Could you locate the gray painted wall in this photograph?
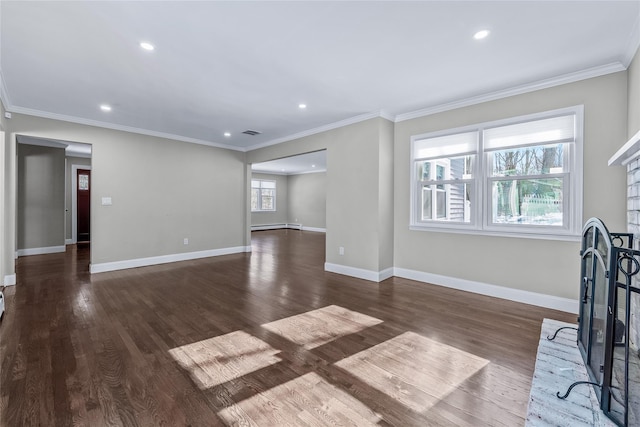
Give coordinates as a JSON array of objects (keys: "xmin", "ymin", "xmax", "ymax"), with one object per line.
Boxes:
[
  {"xmin": 378, "ymin": 119, "xmax": 394, "ymax": 270},
  {"xmin": 287, "ymin": 172, "xmax": 326, "ymax": 228},
  {"xmin": 393, "ymin": 71, "xmax": 628, "ymax": 300},
  {"xmin": 629, "ymin": 47, "xmax": 640, "ymax": 139},
  {"xmin": 0, "ymin": 49, "xmax": 636, "ymax": 299},
  {"xmin": 251, "ymin": 173, "xmax": 288, "ymax": 225},
  {"xmin": 17, "ymin": 144, "xmax": 66, "ymax": 250},
  {"xmin": 65, "ymin": 156, "xmax": 92, "ymax": 241},
  {"xmin": 0, "ymin": 107, "xmax": 7, "ymax": 283},
  {"xmin": 5, "ymin": 113, "xmax": 248, "ymax": 267},
  {"xmin": 248, "ymin": 118, "xmax": 393, "ymax": 273}
]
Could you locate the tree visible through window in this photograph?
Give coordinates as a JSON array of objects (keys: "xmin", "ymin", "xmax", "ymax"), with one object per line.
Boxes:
[
  {"xmin": 410, "ymin": 106, "xmax": 583, "ymax": 238},
  {"xmin": 251, "ymin": 179, "xmax": 276, "ymax": 212},
  {"xmin": 491, "ymin": 144, "xmax": 564, "ymax": 225}
]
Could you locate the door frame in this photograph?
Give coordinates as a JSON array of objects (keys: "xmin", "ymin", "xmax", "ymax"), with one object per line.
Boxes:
[{"xmin": 71, "ymin": 164, "xmax": 91, "ymax": 244}]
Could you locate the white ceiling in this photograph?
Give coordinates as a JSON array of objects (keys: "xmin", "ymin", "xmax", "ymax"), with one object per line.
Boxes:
[
  {"xmin": 252, "ymin": 150, "xmax": 327, "ymax": 175},
  {"xmin": 1, "ymin": 1, "xmax": 639, "ymax": 152}
]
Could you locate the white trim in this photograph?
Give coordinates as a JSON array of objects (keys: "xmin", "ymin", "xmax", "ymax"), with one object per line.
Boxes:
[
  {"xmin": 622, "ymin": 14, "xmax": 640, "ymax": 67},
  {"xmin": 301, "ymin": 226, "xmax": 326, "ymax": 233},
  {"xmin": 410, "ymin": 105, "xmax": 584, "ymax": 238},
  {"xmin": 90, "ymin": 245, "xmax": 252, "ymax": 274},
  {"xmin": 379, "ymin": 110, "xmax": 395, "ymax": 122},
  {"xmin": 65, "ymin": 239, "xmax": 74, "ymax": 245},
  {"xmin": 393, "ymin": 267, "xmax": 578, "ymax": 313},
  {"xmin": 251, "ymin": 224, "xmax": 288, "ymax": 231},
  {"xmin": 396, "ymin": 63, "xmax": 625, "ymax": 123},
  {"xmin": 608, "ymin": 129, "xmax": 640, "ymax": 166},
  {"xmin": 4, "ymin": 274, "xmax": 16, "ymax": 286},
  {"xmin": 71, "ymin": 164, "xmax": 91, "ymax": 244},
  {"xmin": 324, "ymin": 262, "xmax": 393, "ymax": 283},
  {"xmin": 408, "ymin": 224, "xmax": 581, "ymax": 242},
  {"xmin": 17, "ymin": 245, "xmax": 66, "ymax": 257},
  {"xmin": 251, "ymin": 223, "xmax": 303, "ymax": 231},
  {"xmin": 4, "ymin": 60, "xmax": 628, "ymax": 157},
  {"xmin": 379, "ymin": 267, "xmax": 394, "ymax": 281},
  {"xmin": 0, "ymin": 66, "xmax": 11, "ymax": 111},
  {"xmin": 7, "ymin": 105, "xmax": 245, "ymax": 152},
  {"xmin": 247, "ymin": 112, "xmax": 383, "ymax": 151}
]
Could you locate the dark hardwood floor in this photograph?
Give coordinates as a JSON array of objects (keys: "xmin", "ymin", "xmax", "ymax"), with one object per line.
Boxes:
[{"xmin": 0, "ymin": 230, "xmax": 574, "ymax": 426}]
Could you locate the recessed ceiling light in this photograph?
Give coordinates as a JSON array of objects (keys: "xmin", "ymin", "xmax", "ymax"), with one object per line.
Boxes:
[
  {"xmin": 100, "ymin": 104, "xmax": 111, "ymax": 112},
  {"xmin": 140, "ymin": 41, "xmax": 155, "ymax": 51},
  {"xmin": 281, "ymin": 169, "xmax": 285, "ymax": 172},
  {"xmin": 298, "ymin": 103, "xmax": 307, "ymax": 109},
  {"xmin": 312, "ymin": 164, "xmax": 316, "ymax": 168},
  {"xmin": 473, "ymin": 30, "xmax": 490, "ymax": 40},
  {"xmin": 224, "ymin": 132, "xmax": 231, "ymax": 137}
]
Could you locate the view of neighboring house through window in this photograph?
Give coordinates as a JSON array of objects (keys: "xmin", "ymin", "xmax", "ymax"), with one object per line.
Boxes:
[
  {"xmin": 251, "ymin": 179, "xmax": 276, "ymax": 211},
  {"xmin": 410, "ymin": 106, "xmax": 583, "ymax": 239}
]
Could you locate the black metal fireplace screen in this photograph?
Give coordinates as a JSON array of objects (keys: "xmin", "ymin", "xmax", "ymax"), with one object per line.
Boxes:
[{"xmin": 554, "ymin": 218, "xmax": 639, "ymax": 426}]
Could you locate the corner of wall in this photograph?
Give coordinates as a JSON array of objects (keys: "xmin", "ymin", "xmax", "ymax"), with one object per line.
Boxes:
[{"xmin": 628, "ymin": 46, "xmax": 640, "ymax": 139}]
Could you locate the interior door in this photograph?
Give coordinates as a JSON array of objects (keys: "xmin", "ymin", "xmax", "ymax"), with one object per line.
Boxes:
[{"xmin": 77, "ymin": 169, "xmax": 90, "ymax": 242}]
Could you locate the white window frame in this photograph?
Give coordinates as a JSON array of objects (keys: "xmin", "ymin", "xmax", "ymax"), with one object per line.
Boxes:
[
  {"xmin": 251, "ymin": 179, "xmax": 277, "ymax": 212},
  {"xmin": 419, "ymin": 159, "xmax": 452, "ymax": 221},
  {"xmin": 410, "ymin": 105, "xmax": 583, "ymax": 241}
]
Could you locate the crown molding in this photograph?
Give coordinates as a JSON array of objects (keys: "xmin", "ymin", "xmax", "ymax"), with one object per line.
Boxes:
[
  {"xmin": 395, "ymin": 62, "xmax": 627, "ymax": 123},
  {"xmin": 622, "ymin": 14, "xmax": 640, "ymax": 67},
  {"xmin": 7, "ymin": 105, "xmax": 245, "ymax": 152},
  {"xmin": 0, "ymin": 66, "xmax": 12, "ymax": 111},
  {"xmin": 246, "ymin": 111, "xmax": 384, "ymax": 152},
  {"xmin": 378, "ymin": 109, "xmax": 395, "ymax": 122}
]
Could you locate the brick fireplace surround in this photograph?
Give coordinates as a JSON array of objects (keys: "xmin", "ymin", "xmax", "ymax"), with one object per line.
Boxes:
[{"xmin": 609, "ymin": 129, "xmax": 640, "ymax": 356}]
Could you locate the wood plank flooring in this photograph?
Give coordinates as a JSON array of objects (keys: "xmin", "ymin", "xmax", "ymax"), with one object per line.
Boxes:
[{"xmin": 0, "ymin": 230, "xmax": 575, "ymax": 426}]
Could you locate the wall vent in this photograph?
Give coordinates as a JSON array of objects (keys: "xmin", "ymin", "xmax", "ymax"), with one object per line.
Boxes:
[{"xmin": 242, "ymin": 130, "xmax": 262, "ymax": 136}]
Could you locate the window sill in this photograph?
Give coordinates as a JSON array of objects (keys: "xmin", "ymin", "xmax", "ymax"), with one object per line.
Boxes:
[{"xmin": 409, "ymin": 224, "xmax": 581, "ymax": 242}]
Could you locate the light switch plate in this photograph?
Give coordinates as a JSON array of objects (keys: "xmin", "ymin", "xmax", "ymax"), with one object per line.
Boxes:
[{"xmin": 101, "ymin": 197, "xmax": 112, "ymax": 206}]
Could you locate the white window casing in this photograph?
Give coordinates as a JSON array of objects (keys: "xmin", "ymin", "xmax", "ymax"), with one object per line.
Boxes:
[
  {"xmin": 251, "ymin": 179, "xmax": 277, "ymax": 212},
  {"xmin": 410, "ymin": 105, "xmax": 583, "ymax": 241}
]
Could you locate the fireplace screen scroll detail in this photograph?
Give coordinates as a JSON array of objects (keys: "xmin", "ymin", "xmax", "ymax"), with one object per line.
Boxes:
[{"xmin": 572, "ymin": 218, "xmax": 639, "ymax": 426}]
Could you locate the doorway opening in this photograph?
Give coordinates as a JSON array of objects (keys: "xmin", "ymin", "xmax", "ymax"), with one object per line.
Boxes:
[
  {"xmin": 15, "ymin": 135, "xmax": 92, "ymax": 261},
  {"xmin": 250, "ymin": 150, "xmax": 327, "ymax": 233},
  {"xmin": 249, "ymin": 150, "xmax": 327, "ymax": 262}
]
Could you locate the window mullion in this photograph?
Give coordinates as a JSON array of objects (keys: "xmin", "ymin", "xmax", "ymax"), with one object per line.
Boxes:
[{"xmin": 478, "ymin": 130, "xmax": 487, "ymax": 230}]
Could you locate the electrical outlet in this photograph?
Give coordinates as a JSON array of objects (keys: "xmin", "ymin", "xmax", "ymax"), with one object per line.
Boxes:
[
  {"xmin": 339, "ymin": 246, "xmax": 344, "ymax": 255},
  {"xmin": 183, "ymin": 238, "xmax": 189, "ymax": 245}
]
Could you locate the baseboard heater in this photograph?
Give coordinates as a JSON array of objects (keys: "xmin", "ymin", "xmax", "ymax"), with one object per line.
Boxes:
[{"xmin": 251, "ymin": 223, "xmax": 302, "ymax": 231}]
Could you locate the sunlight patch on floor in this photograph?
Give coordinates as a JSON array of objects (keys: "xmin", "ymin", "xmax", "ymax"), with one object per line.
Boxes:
[
  {"xmin": 334, "ymin": 331, "xmax": 489, "ymax": 413},
  {"xmin": 169, "ymin": 330, "xmax": 281, "ymax": 389},
  {"xmin": 217, "ymin": 372, "xmax": 381, "ymax": 426},
  {"xmin": 261, "ymin": 305, "xmax": 383, "ymax": 349}
]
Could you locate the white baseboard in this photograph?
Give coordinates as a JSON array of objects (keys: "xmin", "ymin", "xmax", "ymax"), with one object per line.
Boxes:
[
  {"xmin": 252, "ymin": 224, "xmax": 288, "ymax": 231},
  {"xmin": 4, "ymin": 274, "xmax": 16, "ymax": 286},
  {"xmin": 17, "ymin": 245, "xmax": 66, "ymax": 257},
  {"xmin": 324, "ymin": 263, "xmax": 394, "ymax": 283},
  {"xmin": 90, "ymin": 245, "xmax": 252, "ymax": 274},
  {"xmin": 251, "ymin": 223, "xmax": 306, "ymax": 231},
  {"xmin": 65, "ymin": 239, "xmax": 74, "ymax": 245},
  {"xmin": 393, "ymin": 267, "xmax": 578, "ymax": 314},
  {"xmin": 302, "ymin": 226, "xmax": 326, "ymax": 233}
]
